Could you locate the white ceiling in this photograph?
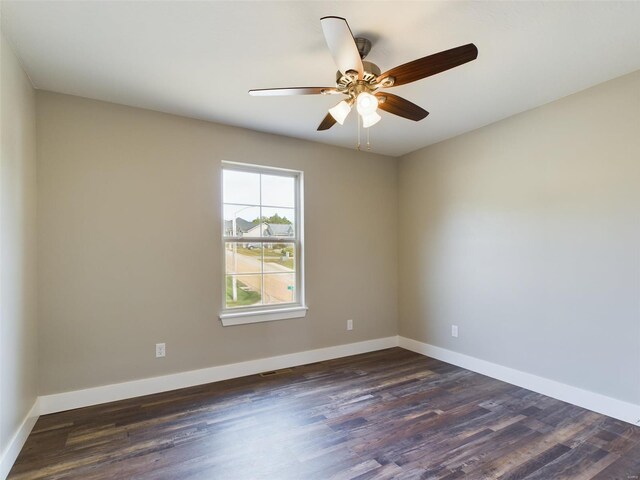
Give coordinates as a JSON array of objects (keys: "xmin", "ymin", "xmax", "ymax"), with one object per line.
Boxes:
[{"xmin": 2, "ymin": 1, "xmax": 640, "ymax": 157}]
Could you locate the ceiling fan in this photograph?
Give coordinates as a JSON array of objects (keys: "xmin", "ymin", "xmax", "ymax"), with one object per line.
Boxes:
[{"xmin": 249, "ymin": 16, "xmax": 478, "ymax": 131}]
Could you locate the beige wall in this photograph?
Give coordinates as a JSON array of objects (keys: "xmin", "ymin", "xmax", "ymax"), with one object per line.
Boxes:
[
  {"xmin": 36, "ymin": 91, "xmax": 398, "ymax": 395},
  {"xmin": 31, "ymin": 61, "xmax": 640, "ymax": 408},
  {"xmin": 0, "ymin": 32, "xmax": 38, "ymax": 457},
  {"xmin": 398, "ymin": 70, "xmax": 640, "ymax": 404}
]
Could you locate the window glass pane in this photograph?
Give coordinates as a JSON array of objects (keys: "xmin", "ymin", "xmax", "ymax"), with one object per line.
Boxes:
[
  {"xmin": 223, "ymin": 170, "xmax": 260, "ymax": 205},
  {"xmin": 261, "ymin": 174, "xmax": 295, "ymax": 208},
  {"xmin": 223, "ymin": 205, "xmax": 261, "ymax": 237},
  {"xmin": 263, "ymin": 243, "xmax": 295, "ymax": 273},
  {"xmin": 260, "ymin": 207, "xmax": 295, "ymax": 238},
  {"xmin": 225, "ymin": 242, "xmax": 262, "ymax": 275},
  {"xmin": 226, "ymin": 275, "xmax": 262, "ymax": 308},
  {"xmin": 222, "ymin": 165, "xmax": 301, "ymax": 313},
  {"xmin": 263, "ymin": 273, "xmax": 296, "ymax": 305}
]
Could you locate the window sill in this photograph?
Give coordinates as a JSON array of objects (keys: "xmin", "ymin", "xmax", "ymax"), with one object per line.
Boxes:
[{"xmin": 219, "ymin": 306, "xmax": 308, "ymax": 326}]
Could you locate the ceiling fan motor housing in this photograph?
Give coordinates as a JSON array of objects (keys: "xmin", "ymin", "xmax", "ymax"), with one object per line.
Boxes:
[{"xmin": 336, "ymin": 61, "xmax": 381, "ymax": 88}]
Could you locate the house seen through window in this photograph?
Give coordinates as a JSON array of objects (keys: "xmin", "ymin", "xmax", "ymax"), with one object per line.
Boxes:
[{"xmin": 222, "ymin": 163, "xmax": 304, "ymax": 319}]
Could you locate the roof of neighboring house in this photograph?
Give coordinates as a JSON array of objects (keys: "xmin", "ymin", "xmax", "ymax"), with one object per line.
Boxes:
[
  {"xmin": 224, "ymin": 219, "xmax": 293, "ymax": 237},
  {"xmin": 266, "ymin": 223, "xmax": 294, "ymax": 237},
  {"xmin": 245, "ymin": 223, "xmax": 266, "ymax": 235},
  {"xmin": 224, "ymin": 217, "xmax": 255, "ymax": 234}
]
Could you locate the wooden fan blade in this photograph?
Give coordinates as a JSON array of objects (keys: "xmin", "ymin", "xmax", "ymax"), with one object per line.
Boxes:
[
  {"xmin": 320, "ymin": 16, "xmax": 364, "ymax": 79},
  {"xmin": 376, "ymin": 93, "xmax": 429, "ymax": 121},
  {"xmin": 377, "ymin": 43, "xmax": 478, "ymax": 87},
  {"xmin": 317, "ymin": 112, "xmax": 337, "ymax": 131},
  {"xmin": 249, "ymin": 87, "xmax": 340, "ymax": 96}
]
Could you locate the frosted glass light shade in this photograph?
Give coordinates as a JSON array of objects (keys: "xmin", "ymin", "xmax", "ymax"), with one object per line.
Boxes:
[
  {"xmin": 356, "ymin": 92, "xmax": 378, "ymax": 116},
  {"xmin": 328, "ymin": 100, "xmax": 352, "ymax": 125},
  {"xmin": 361, "ymin": 111, "xmax": 381, "ymax": 128}
]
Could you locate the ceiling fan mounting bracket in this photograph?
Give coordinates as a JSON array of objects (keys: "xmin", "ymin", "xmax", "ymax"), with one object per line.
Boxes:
[{"xmin": 354, "ymin": 37, "xmax": 372, "ymax": 59}]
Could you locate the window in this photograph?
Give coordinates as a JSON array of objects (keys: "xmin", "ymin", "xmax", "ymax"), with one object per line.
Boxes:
[{"xmin": 219, "ymin": 162, "xmax": 306, "ymax": 326}]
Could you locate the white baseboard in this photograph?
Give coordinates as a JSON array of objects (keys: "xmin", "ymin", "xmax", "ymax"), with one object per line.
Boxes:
[
  {"xmin": 0, "ymin": 399, "xmax": 40, "ymax": 480},
  {"xmin": 5, "ymin": 335, "xmax": 638, "ymax": 479},
  {"xmin": 39, "ymin": 336, "xmax": 399, "ymax": 415},
  {"xmin": 38, "ymin": 336, "xmax": 640, "ymax": 425},
  {"xmin": 398, "ymin": 336, "xmax": 640, "ymax": 426}
]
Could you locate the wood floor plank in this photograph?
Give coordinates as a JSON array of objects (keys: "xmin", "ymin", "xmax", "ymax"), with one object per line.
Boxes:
[{"xmin": 9, "ymin": 348, "xmax": 640, "ymax": 479}]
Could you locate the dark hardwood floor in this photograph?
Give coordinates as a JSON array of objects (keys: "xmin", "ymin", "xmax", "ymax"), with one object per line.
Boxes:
[{"xmin": 9, "ymin": 348, "xmax": 640, "ymax": 479}]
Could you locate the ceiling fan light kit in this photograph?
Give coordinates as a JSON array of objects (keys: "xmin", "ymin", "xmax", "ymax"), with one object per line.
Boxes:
[
  {"xmin": 361, "ymin": 111, "xmax": 381, "ymax": 129},
  {"xmin": 249, "ymin": 16, "xmax": 478, "ymax": 148},
  {"xmin": 356, "ymin": 91, "xmax": 378, "ymax": 116},
  {"xmin": 328, "ymin": 99, "xmax": 353, "ymax": 125}
]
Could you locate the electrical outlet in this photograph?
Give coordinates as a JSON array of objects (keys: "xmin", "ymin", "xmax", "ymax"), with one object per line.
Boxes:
[
  {"xmin": 347, "ymin": 319, "xmax": 353, "ymax": 331},
  {"xmin": 155, "ymin": 343, "xmax": 166, "ymax": 358},
  {"xmin": 451, "ymin": 325, "xmax": 459, "ymax": 338}
]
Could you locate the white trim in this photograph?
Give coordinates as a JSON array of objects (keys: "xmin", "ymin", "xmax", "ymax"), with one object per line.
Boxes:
[
  {"xmin": 38, "ymin": 336, "xmax": 399, "ymax": 415},
  {"xmin": 6, "ymin": 335, "xmax": 637, "ymax": 478},
  {"xmin": 0, "ymin": 399, "xmax": 39, "ymax": 480},
  {"xmin": 398, "ymin": 336, "xmax": 640, "ymax": 426},
  {"xmin": 221, "ymin": 161, "xmax": 301, "ymax": 177},
  {"xmin": 220, "ymin": 306, "xmax": 308, "ymax": 326},
  {"xmin": 220, "ymin": 161, "xmax": 305, "ymax": 320}
]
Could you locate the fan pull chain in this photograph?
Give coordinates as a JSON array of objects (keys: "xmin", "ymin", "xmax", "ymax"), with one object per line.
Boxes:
[
  {"xmin": 356, "ymin": 114, "xmax": 361, "ymax": 151},
  {"xmin": 366, "ymin": 127, "xmax": 371, "ymax": 151}
]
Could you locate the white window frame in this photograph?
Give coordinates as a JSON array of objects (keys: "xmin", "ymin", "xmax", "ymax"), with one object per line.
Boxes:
[{"xmin": 219, "ymin": 161, "xmax": 306, "ymax": 326}]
